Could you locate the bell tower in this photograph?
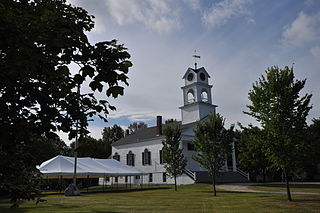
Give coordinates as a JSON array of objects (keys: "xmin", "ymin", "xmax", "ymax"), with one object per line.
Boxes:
[{"xmin": 179, "ymin": 67, "xmax": 217, "ymax": 124}]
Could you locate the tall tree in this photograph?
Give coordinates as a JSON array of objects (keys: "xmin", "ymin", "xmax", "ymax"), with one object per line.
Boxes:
[
  {"xmin": 128, "ymin": 122, "xmax": 148, "ymax": 134},
  {"xmin": 30, "ymin": 135, "xmax": 70, "ymax": 165},
  {"xmin": 245, "ymin": 66, "xmax": 312, "ymax": 201},
  {"xmin": 162, "ymin": 122, "xmax": 187, "ymax": 191},
  {"xmin": 70, "ymin": 136, "xmax": 107, "ymax": 158},
  {"xmin": 0, "ymin": 0, "xmax": 131, "ymax": 206},
  {"xmin": 236, "ymin": 124, "xmax": 269, "ymax": 182},
  {"xmin": 301, "ymin": 118, "xmax": 320, "ymax": 179},
  {"xmin": 193, "ymin": 113, "xmax": 232, "ymax": 196},
  {"xmin": 101, "ymin": 125, "xmax": 124, "ymax": 157}
]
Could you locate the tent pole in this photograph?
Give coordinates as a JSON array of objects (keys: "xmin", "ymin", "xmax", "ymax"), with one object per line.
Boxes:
[
  {"xmin": 111, "ymin": 177, "xmax": 113, "ymax": 189},
  {"xmin": 59, "ymin": 175, "xmax": 62, "ymax": 194},
  {"xmin": 141, "ymin": 175, "xmax": 143, "ymax": 189},
  {"xmin": 87, "ymin": 175, "xmax": 89, "ymax": 192},
  {"xmin": 103, "ymin": 176, "xmax": 105, "ymax": 192},
  {"xmin": 130, "ymin": 176, "xmax": 131, "ymax": 189}
]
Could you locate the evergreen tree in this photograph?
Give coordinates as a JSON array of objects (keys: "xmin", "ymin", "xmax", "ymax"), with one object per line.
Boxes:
[
  {"xmin": 162, "ymin": 122, "xmax": 187, "ymax": 191},
  {"xmin": 193, "ymin": 113, "xmax": 232, "ymax": 196}
]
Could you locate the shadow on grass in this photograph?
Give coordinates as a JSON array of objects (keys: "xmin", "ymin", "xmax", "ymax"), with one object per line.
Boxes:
[
  {"xmin": 258, "ymin": 183, "xmax": 320, "ymax": 189},
  {"xmin": 292, "ymin": 198, "xmax": 320, "ymax": 203},
  {"xmin": 41, "ymin": 186, "xmax": 172, "ymax": 196}
]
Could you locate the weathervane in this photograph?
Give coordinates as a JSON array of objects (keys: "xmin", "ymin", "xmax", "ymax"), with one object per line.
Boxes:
[{"xmin": 192, "ymin": 50, "xmax": 200, "ymax": 69}]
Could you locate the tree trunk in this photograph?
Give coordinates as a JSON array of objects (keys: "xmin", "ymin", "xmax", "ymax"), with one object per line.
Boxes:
[
  {"xmin": 174, "ymin": 176, "xmax": 177, "ymax": 191},
  {"xmin": 284, "ymin": 169, "xmax": 292, "ymax": 201},
  {"xmin": 211, "ymin": 173, "xmax": 216, "ymax": 196}
]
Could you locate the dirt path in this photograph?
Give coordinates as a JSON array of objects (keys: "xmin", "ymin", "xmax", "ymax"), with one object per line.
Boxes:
[{"xmin": 216, "ymin": 183, "xmax": 320, "ymax": 195}]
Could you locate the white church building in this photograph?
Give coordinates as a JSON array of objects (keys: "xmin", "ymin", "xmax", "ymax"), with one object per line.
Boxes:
[{"xmin": 109, "ymin": 66, "xmax": 248, "ymax": 185}]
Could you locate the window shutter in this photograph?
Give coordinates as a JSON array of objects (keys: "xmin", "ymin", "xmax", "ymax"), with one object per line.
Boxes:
[
  {"xmin": 132, "ymin": 154, "xmax": 135, "ymax": 166},
  {"xmin": 159, "ymin": 150, "xmax": 163, "ymax": 164},
  {"xmin": 126, "ymin": 154, "xmax": 129, "ymax": 165},
  {"xmin": 142, "ymin": 152, "xmax": 145, "ymax": 165},
  {"xmin": 148, "ymin": 151, "xmax": 151, "ymax": 165}
]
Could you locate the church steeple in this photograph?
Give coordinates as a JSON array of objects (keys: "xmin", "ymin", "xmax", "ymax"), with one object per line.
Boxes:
[{"xmin": 179, "ymin": 67, "xmax": 217, "ymax": 124}]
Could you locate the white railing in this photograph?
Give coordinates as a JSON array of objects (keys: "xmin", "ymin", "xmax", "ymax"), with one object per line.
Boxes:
[
  {"xmin": 183, "ymin": 168, "xmax": 196, "ymax": 181},
  {"xmin": 236, "ymin": 168, "xmax": 250, "ymax": 180}
]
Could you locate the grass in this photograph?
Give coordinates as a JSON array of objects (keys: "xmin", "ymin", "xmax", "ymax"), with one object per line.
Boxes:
[
  {"xmin": 248, "ymin": 182, "xmax": 320, "ymax": 193},
  {"xmin": 0, "ymin": 184, "xmax": 319, "ymax": 213}
]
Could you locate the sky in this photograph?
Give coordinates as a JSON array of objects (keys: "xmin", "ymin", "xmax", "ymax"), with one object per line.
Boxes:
[{"xmin": 60, "ymin": 0, "xmax": 320, "ymax": 144}]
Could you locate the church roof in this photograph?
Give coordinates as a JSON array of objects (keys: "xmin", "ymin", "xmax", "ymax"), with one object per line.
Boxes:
[
  {"xmin": 112, "ymin": 121, "xmax": 197, "ymax": 147},
  {"xmin": 182, "ymin": 67, "xmax": 211, "ymax": 79}
]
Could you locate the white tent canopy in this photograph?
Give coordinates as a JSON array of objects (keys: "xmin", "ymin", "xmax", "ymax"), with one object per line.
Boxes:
[{"xmin": 38, "ymin": 155, "xmax": 145, "ymax": 178}]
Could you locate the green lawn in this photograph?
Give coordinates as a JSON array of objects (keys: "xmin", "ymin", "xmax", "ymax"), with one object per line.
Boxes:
[
  {"xmin": 0, "ymin": 184, "xmax": 319, "ymax": 213},
  {"xmin": 249, "ymin": 182, "xmax": 320, "ymax": 193}
]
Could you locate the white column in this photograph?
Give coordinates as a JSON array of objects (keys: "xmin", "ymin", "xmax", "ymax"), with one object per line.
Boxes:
[{"xmin": 232, "ymin": 142, "xmax": 237, "ymax": 172}]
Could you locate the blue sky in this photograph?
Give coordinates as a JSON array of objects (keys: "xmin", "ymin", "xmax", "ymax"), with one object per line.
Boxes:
[{"xmin": 60, "ymin": 0, "xmax": 320, "ymax": 144}]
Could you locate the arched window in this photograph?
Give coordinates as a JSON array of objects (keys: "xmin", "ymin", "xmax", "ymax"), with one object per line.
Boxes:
[
  {"xmin": 142, "ymin": 148, "xmax": 151, "ymax": 165},
  {"xmin": 126, "ymin": 151, "xmax": 135, "ymax": 166},
  {"xmin": 187, "ymin": 89, "xmax": 195, "ymax": 103},
  {"xmin": 201, "ymin": 89, "xmax": 208, "ymax": 102},
  {"xmin": 113, "ymin": 152, "xmax": 120, "ymax": 161}
]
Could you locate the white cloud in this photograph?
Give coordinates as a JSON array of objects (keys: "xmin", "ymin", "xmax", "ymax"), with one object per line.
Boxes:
[
  {"xmin": 282, "ymin": 11, "xmax": 320, "ymax": 47},
  {"xmin": 310, "ymin": 46, "xmax": 320, "ymax": 62},
  {"xmin": 104, "ymin": 0, "xmax": 181, "ymax": 32},
  {"xmin": 202, "ymin": 0, "xmax": 253, "ymax": 28},
  {"xmin": 183, "ymin": 0, "xmax": 201, "ymax": 11}
]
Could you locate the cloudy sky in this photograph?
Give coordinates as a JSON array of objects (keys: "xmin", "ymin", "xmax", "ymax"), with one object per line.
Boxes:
[{"xmin": 61, "ymin": 0, "xmax": 320, "ymax": 143}]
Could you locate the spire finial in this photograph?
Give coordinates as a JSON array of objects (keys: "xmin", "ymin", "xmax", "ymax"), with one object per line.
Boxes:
[{"xmin": 192, "ymin": 50, "xmax": 200, "ymax": 70}]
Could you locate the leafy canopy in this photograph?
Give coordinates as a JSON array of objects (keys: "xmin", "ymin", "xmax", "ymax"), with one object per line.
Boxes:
[
  {"xmin": 193, "ymin": 113, "xmax": 233, "ymax": 195},
  {"xmin": 0, "ymin": 0, "xmax": 131, "ymax": 205},
  {"xmin": 193, "ymin": 113, "xmax": 232, "ymax": 176},
  {"xmin": 245, "ymin": 66, "xmax": 312, "ymax": 201},
  {"xmin": 162, "ymin": 122, "xmax": 187, "ymax": 191}
]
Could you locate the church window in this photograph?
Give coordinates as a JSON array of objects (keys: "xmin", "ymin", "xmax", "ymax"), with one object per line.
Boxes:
[
  {"xmin": 142, "ymin": 149, "xmax": 151, "ymax": 165},
  {"xmin": 125, "ymin": 176, "xmax": 128, "ymax": 183},
  {"xmin": 187, "ymin": 73, "xmax": 194, "ymax": 81},
  {"xmin": 200, "ymin": 72, "xmax": 206, "ymax": 81},
  {"xmin": 163, "ymin": 172, "xmax": 167, "ymax": 182},
  {"xmin": 187, "ymin": 142, "xmax": 195, "ymax": 151},
  {"xmin": 187, "ymin": 89, "xmax": 195, "ymax": 103},
  {"xmin": 201, "ymin": 90, "xmax": 208, "ymax": 102},
  {"xmin": 113, "ymin": 152, "xmax": 120, "ymax": 161},
  {"xmin": 149, "ymin": 173, "xmax": 153, "ymax": 182},
  {"xmin": 159, "ymin": 149, "xmax": 164, "ymax": 164},
  {"xmin": 126, "ymin": 151, "xmax": 135, "ymax": 166}
]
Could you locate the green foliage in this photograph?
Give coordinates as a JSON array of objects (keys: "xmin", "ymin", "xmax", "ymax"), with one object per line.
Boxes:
[
  {"xmin": 236, "ymin": 124, "xmax": 269, "ymax": 182},
  {"xmin": 300, "ymin": 118, "xmax": 320, "ymax": 179},
  {"xmin": 193, "ymin": 113, "xmax": 233, "ymax": 196},
  {"xmin": 29, "ymin": 135, "xmax": 70, "ymax": 165},
  {"xmin": 245, "ymin": 66, "xmax": 312, "ymax": 201},
  {"xmin": 128, "ymin": 122, "xmax": 148, "ymax": 134},
  {"xmin": 70, "ymin": 136, "xmax": 106, "ymax": 158},
  {"xmin": 162, "ymin": 122, "xmax": 187, "ymax": 191},
  {"xmin": 0, "ymin": 0, "xmax": 131, "ymax": 206},
  {"xmin": 101, "ymin": 125, "xmax": 124, "ymax": 157}
]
